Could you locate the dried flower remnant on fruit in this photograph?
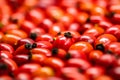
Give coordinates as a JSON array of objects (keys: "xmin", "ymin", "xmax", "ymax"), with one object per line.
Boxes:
[
  {"xmin": 96, "ymin": 44, "xmax": 105, "ymax": 51},
  {"xmin": 0, "ymin": 63, "xmax": 8, "ymax": 70},
  {"xmin": 25, "ymin": 43, "xmax": 32, "ymax": 50},
  {"xmin": 32, "ymin": 43, "xmax": 37, "ymax": 48},
  {"xmin": 64, "ymin": 32, "xmax": 72, "ymax": 38},
  {"xmin": 65, "ymin": 53, "xmax": 71, "ymax": 60},
  {"xmin": 9, "ymin": 17, "xmax": 18, "ymax": 24},
  {"xmin": 52, "ymin": 48, "xmax": 58, "ymax": 55},
  {"xmin": 57, "ymin": 32, "xmax": 61, "ymax": 35},
  {"xmin": 30, "ymin": 33, "xmax": 37, "ymax": 40},
  {"xmin": 106, "ymin": 12, "xmax": 115, "ymax": 18}
]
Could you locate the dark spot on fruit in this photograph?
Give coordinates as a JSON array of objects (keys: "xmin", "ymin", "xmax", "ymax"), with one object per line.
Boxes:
[
  {"xmin": 25, "ymin": 43, "xmax": 32, "ymax": 50},
  {"xmin": 32, "ymin": 43, "xmax": 37, "ymax": 48},
  {"xmin": 106, "ymin": 12, "xmax": 115, "ymax": 18},
  {"xmin": 9, "ymin": 17, "xmax": 18, "ymax": 24},
  {"xmin": 52, "ymin": 48, "xmax": 58, "ymax": 55},
  {"xmin": 96, "ymin": 44, "xmax": 105, "ymax": 51},
  {"xmin": 0, "ymin": 63, "xmax": 8, "ymax": 70},
  {"xmin": 30, "ymin": 33, "xmax": 37, "ymax": 40},
  {"xmin": 65, "ymin": 53, "xmax": 71, "ymax": 60},
  {"xmin": 64, "ymin": 32, "xmax": 72, "ymax": 38}
]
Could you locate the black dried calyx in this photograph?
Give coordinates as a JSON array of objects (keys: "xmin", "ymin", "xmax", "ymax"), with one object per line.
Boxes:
[
  {"xmin": 64, "ymin": 32, "xmax": 72, "ymax": 38},
  {"xmin": 9, "ymin": 17, "xmax": 18, "ymax": 24},
  {"xmin": 0, "ymin": 62, "xmax": 8, "ymax": 70},
  {"xmin": 65, "ymin": 53, "xmax": 71, "ymax": 60},
  {"xmin": 106, "ymin": 12, "xmax": 115, "ymax": 18},
  {"xmin": 52, "ymin": 48, "xmax": 58, "ymax": 55},
  {"xmin": 57, "ymin": 32, "xmax": 61, "ymax": 35},
  {"xmin": 32, "ymin": 43, "xmax": 37, "ymax": 48},
  {"xmin": 25, "ymin": 43, "xmax": 37, "ymax": 50},
  {"xmin": 96, "ymin": 44, "xmax": 105, "ymax": 51},
  {"xmin": 30, "ymin": 33, "xmax": 37, "ymax": 40},
  {"xmin": 25, "ymin": 43, "xmax": 32, "ymax": 50}
]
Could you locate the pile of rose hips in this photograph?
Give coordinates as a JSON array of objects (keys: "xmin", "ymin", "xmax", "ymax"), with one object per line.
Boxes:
[{"xmin": 0, "ymin": 0, "xmax": 120, "ymax": 80}]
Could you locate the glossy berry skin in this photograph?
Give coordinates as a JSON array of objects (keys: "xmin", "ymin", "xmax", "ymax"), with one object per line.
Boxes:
[
  {"xmin": 1, "ymin": 24, "xmax": 19, "ymax": 33},
  {"xmin": 43, "ymin": 57, "xmax": 65, "ymax": 71},
  {"xmin": 105, "ymin": 25, "xmax": 120, "ymax": 41},
  {"xmin": 66, "ymin": 7, "xmax": 78, "ymax": 16},
  {"xmin": 0, "ymin": 50, "xmax": 13, "ymax": 59},
  {"xmin": 78, "ymin": 1, "xmax": 94, "ymax": 12},
  {"xmin": 78, "ymin": 34, "xmax": 96, "ymax": 45},
  {"xmin": 31, "ymin": 53, "xmax": 47, "ymax": 65},
  {"xmin": 1, "ymin": 34, "xmax": 22, "ymax": 47},
  {"xmin": 61, "ymin": 67, "xmax": 88, "ymax": 80},
  {"xmin": 0, "ymin": 43, "xmax": 14, "ymax": 54},
  {"xmin": 2, "ymin": 0, "xmax": 120, "ymax": 80},
  {"xmin": 108, "ymin": 66, "xmax": 120, "ymax": 80},
  {"xmin": 15, "ymin": 72, "xmax": 32, "ymax": 80},
  {"xmin": 36, "ymin": 41, "xmax": 53, "ymax": 50},
  {"xmin": 60, "ymin": 31, "xmax": 81, "ymax": 42},
  {"xmin": 61, "ymin": 67, "xmax": 81, "ymax": 76},
  {"xmin": 52, "ymin": 48, "xmax": 67, "ymax": 59},
  {"xmin": 13, "ymin": 54, "xmax": 31, "ymax": 66},
  {"xmin": 9, "ymin": 7, "xmax": 26, "ymax": 25},
  {"xmin": 106, "ymin": 42, "xmax": 120, "ymax": 56},
  {"xmin": 53, "ymin": 32, "xmax": 75, "ymax": 51},
  {"xmin": 43, "ymin": 57, "xmax": 65, "ymax": 77},
  {"xmin": 91, "ymin": 6, "xmax": 107, "ymax": 16},
  {"xmin": 48, "ymin": 23, "xmax": 65, "ymax": 36},
  {"xmin": 30, "ymin": 48, "xmax": 52, "ymax": 57},
  {"xmin": 59, "ymin": 13, "xmax": 74, "ymax": 28},
  {"xmin": 35, "ymin": 34, "xmax": 54, "ymax": 43},
  {"xmin": 94, "ymin": 34, "xmax": 117, "ymax": 51},
  {"xmin": 0, "ymin": 58, "xmax": 18, "ymax": 72},
  {"xmin": 80, "ymin": 23, "xmax": 94, "ymax": 33},
  {"xmin": 14, "ymin": 63, "xmax": 41, "ymax": 75},
  {"xmin": 76, "ymin": 12, "xmax": 89, "ymax": 24},
  {"xmin": 111, "ymin": 13, "xmax": 120, "ymax": 24},
  {"xmin": 16, "ymin": 38, "xmax": 35, "ymax": 47},
  {"xmin": 89, "ymin": 50, "xmax": 103, "ymax": 62},
  {"xmin": 30, "ymin": 27, "xmax": 45, "ymax": 36},
  {"xmin": 67, "ymin": 23, "xmax": 81, "ymax": 32},
  {"xmin": 67, "ymin": 58, "xmax": 91, "ymax": 71},
  {"xmin": 109, "ymin": 4, "xmax": 120, "ymax": 13},
  {"xmin": 67, "ymin": 50, "xmax": 87, "ymax": 60},
  {"xmin": 32, "ymin": 66, "xmax": 55, "ymax": 77},
  {"xmin": 20, "ymin": 20, "xmax": 36, "ymax": 34},
  {"xmin": 6, "ymin": 29, "xmax": 28, "ymax": 38},
  {"xmin": 98, "ymin": 20, "xmax": 112, "ymax": 30},
  {"xmin": 26, "ymin": 8, "xmax": 45, "ymax": 25},
  {"xmin": 14, "ymin": 43, "xmax": 32, "ymax": 55},
  {"xmin": 69, "ymin": 41, "xmax": 93, "ymax": 55},
  {"xmin": 97, "ymin": 54, "xmax": 116, "ymax": 68},
  {"xmin": 83, "ymin": 26, "xmax": 105, "ymax": 37},
  {"xmin": 85, "ymin": 66, "xmax": 105, "ymax": 79},
  {"xmin": 46, "ymin": 6, "xmax": 64, "ymax": 21},
  {"xmin": 39, "ymin": 18, "xmax": 53, "ymax": 32},
  {"xmin": 89, "ymin": 15, "xmax": 107, "ymax": 24}
]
